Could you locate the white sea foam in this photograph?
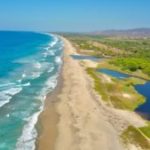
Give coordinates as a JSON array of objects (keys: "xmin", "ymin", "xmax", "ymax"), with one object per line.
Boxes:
[
  {"xmin": 33, "ymin": 62, "xmax": 42, "ymax": 69},
  {"xmin": 6, "ymin": 114, "xmax": 10, "ymax": 118},
  {"xmin": 48, "ymin": 50, "xmax": 55, "ymax": 56},
  {"xmin": 22, "ymin": 82, "xmax": 31, "ymax": 87},
  {"xmin": 45, "ymin": 74, "xmax": 58, "ymax": 89},
  {"xmin": 16, "ymin": 33, "xmax": 63, "ymax": 150},
  {"xmin": 49, "ymin": 35, "xmax": 59, "ymax": 48},
  {"xmin": 47, "ymin": 66, "xmax": 55, "ymax": 73},
  {"xmin": 42, "ymin": 52, "xmax": 48, "ymax": 57},
  {"xmin": 0, "ymin": 82, "xmax": 15, "ymax": 88},
  {"xmin": 22, "ymin": 73, "xmax": 26, "ymax": 78},
  {"xmin": 16, "ymin": 72, "xmax": 59, "ymax": 150},
  {"xmin": 55, "ymin": 56, "xmax": 62, "ymax": 64},
  {"xmin": 0, "ymin": 96, "xmax": 10, "ymax": 107},
  {"xmin": 3, "ymin": 87, "xmax": 22, "ymax": 96},
  {"xmin": 16, "ymin": 111, "xmax": 41, "ymax": 150},
  {"xmin": 17, "ymin": 79, "xmax": 22, "ymax": 83},
  {"xmin": 43, "ymin": 50, "xmax": 55, "ymax": 58},
  {"xmin": 12, "ymin": 34, "xmax": 60, "ymax": 84},
  {"xmin": 30, "ymin": 72, "xmax": 41, "ymax": 79},
  {"xmin": 0, "ymin": 87, "xmax": 22, "ymax": 108},
  {"xmin": 16, "ymin": 60, "xmax": 49, "ymax": 80},
  {"xmin": 44, "ymin": 47, "xmax": 49, "ymax": 51},
  {"xmin": 29, "ymin": 62, "xmax": 50, "ymax": 79}
]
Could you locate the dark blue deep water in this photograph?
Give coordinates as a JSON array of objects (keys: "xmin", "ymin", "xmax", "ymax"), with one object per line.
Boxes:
[
  {"xmin": 135, "ymin": 82, "xmax": 150, "ymax": 120},
  {"xmin": 0, "ymin": 31, "xmax": 63, "ymax": 150}
]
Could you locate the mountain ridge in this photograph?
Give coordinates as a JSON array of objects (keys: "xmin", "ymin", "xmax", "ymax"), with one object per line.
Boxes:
[{"xmin": 91, "ymin": 28, "xmax": 150, "ymax": 37}]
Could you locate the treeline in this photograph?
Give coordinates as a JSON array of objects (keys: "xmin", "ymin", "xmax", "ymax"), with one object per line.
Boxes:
[
  {"xmin": 64, "ymin": 34, "xmax": 150, "ymax": 76},
  {"xmin": 66, "ymin": 34, "xmax": 150, "ymax": 58},
  {"xmin": 111, "ymin": 58, "xmax": 150, "ymax": 76},
  {"xmin": 99, "ymin": 38, "xmax": 150, "ymax": 58}
]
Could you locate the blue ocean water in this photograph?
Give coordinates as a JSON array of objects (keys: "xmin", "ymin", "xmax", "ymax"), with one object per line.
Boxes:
[{"xmin": 0, "ymin": 31, "xmax": 63, "ymax": 150}]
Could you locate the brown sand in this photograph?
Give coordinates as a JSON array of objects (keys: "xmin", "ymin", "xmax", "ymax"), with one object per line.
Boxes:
[
  {"xmin": 54, "ymin": 37, "xmax": 125, "ymax": 150},
  {"xmin": 36, "ymin": 75, "xmax": 62, "ymax": 150},
  {"xmin": 37, "ymin": 36, "xmax": 146, "ymax": 150}
]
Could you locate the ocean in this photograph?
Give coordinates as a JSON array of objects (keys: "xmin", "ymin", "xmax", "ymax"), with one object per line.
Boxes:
[{"xmin": 0, "ymin": 31, "xmax": 63, "ymax": 150}]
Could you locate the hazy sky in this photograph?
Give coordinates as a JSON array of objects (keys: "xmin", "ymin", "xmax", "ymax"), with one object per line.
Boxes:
[{"xmin": 0, "ymin": 0, "xmax": 150, "ymax": 32}]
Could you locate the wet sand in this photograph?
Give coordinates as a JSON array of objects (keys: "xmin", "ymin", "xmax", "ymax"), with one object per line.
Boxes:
[{"xmin": 36, "ymin": 71, "xmax": 63, "ymax": 150}]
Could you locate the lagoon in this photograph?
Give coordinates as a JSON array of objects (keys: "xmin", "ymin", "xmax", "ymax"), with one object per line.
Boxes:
[
  {"xmin": 135, "ymin": 82, "xmax": 150, "ymax": 120},
  {"xmin": 71, "ymin": 55, "xmax": 102, "ymax": 62},
  {"xmin": 98, "ymin": 68, "xmax": 150, "ymax": 120},
  {"xmin": 98, "ymin": 68, "xmax": 129, "ymax": 79}
]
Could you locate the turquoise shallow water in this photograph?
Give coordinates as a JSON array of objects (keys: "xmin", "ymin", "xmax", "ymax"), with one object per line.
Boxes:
[{"xmin": 0, "ymin": 31, "xmax": 63, "ymax": 150}]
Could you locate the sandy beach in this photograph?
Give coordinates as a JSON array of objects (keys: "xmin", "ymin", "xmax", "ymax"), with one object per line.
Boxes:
[
  {"xmin": 1, "ymin": 1, "xmax": 149, "ymax": 149},
  {"xmin": 37, "ymin": 37, "xmax": 146, "ymax": 150}
]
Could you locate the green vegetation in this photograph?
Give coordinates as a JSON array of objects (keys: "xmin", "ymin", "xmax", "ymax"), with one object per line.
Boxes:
[
  {"xmin": 98, "ymin": 38, "xmax": 150, "ymax": 77},
  {"xmin": 99, "ymin": 38, "xmax": 150, "ymax": 58},
  {"xmin": 110, "ymin": 58, "xmax": 150, "ymax": 77},
  {"xmin": 63, "ymin": 34, "xmax": 126, "ymax": 57},
  {"xmin": 64, "ymin": 34, "xmax": 150, "ymax": 77},
  {"xmin": 86, "ymin": 68, "xmax": 109, "ymax": 101},
  {"xmin": 63, "ymin": 33, "xmax": 150, "ymax": 149},
  {"xmin": 121, "ymin": 126, "xmax": 150, "ymax": 150},
  {"xmin": 139, "ymin": 123, "xmax": 150, "ymax": 138},
  {"xmin": 86, "ymin": 68, "xmax": 145, "ymax": 110}
]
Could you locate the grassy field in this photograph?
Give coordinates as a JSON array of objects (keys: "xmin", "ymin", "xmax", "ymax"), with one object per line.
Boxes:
[
  {"xmin": 86, "ymin": 67, "xmax": 145, "ymax": 111},
  {"xmin": 110, "ymin": 57, "xmax": 150, "ymax": 77},
  {"xmin": 139, "ymin": 123, "xmax": 150, "ymax": 138},
  {"xmin": 121, "ymin": 126, "xmax": 150, "ymax": 149},
  {"xmin": 98, "ymin": 38, "xmax": 150, "ymax": 58},
  {"xmin": 63, "ymin": 33, "xmax": 150, "ymax": 78},
  {"xmin": 87, "ymin": 66, "xmax": 150, "ymax": 149}
]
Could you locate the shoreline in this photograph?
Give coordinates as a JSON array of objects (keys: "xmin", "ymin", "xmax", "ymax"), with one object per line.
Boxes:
[
  {"xmin": 54, "ymin": 37, "xmax": 125, "ymax": 150},
  {"xmin": 36, "ymin": 52, "xmax": 64, "ymax": 150},
  {"xmin": 36, "ymin": 36, "xmax": 147, "ymax": 150},
  {"xmin": 36, "ymin": 69, "xmax": 63, "ymax": 150}
]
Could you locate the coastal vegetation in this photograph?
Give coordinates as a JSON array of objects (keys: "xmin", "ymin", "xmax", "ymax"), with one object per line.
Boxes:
[
  {"xmin": 139, "ymin": 123, "xmax": 150, "ymax": 138},
  {"xmin": 86, "ymin": 67, "xmax": 145, "ymax": 110},
  {"xmin": 98, "ymin": 37, "xmax": 150, "ymax": 77},
  {"xmin": 110, "ymin": 57, "xmax": 150, "ymax": 77},
  {"xmin": 64, "ymin": 34, "xmax": 150, "ymax": 77},
  {"xmin": 87, "ymin": 66, "xmax": 150, "ymax": 149},
  {"xmin": 63, "ymin": 33, "xmax": 150, "ymax": 148},
  {"xmin": 121, "ymin": 126, "xmax": 150, "ymax": 149},
  {"xmin": 99, "ymin": 38, "xmax": 150, "ymax": 58}
]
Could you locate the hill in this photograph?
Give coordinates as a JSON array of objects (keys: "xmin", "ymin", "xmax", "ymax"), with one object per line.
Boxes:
[{"xmin": 91, "ymin": 28, "xmax": 150, "ymax": 38}]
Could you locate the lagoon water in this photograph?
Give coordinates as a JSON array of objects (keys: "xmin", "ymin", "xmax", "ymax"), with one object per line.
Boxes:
[
  {"xmin": 98, "ymin": 68, "xmax": 129, "ymax": 79},
  {"xmin": 135, "ymin": 82, "xmax": 150, "ymax": 120},
  {"xmin": 0, "ymin": 31, "xmax": 63, "ymax": 150},
  {"xmin": 98, "ymin": 68, "xmax": 150, "ymax": 120},
  {"xmin": 71, "ymin": 54, "xmax": 101, "ymax": 62}
]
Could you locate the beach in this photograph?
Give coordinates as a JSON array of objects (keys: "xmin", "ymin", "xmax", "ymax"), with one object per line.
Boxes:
[
  {"xmin": 37, "ymin": 37, "xmax": 146, "ymax": 150},
  {"xmin": 0, "ymin": 1, "xmax": 150, "ymax": 149}
]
